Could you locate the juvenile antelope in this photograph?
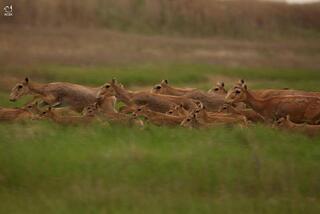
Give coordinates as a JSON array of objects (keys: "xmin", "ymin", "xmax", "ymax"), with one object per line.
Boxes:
[
  {"xmin": 193, "ymin": 105, "xmax": 248, "ymax": 126},
  {"xmin": 0, "ymin": 101, "xmax": 40, "ymax": 122},
  {"xmin": 166, "ymin": 104, "xmax": 190, "ymax": 117},
  {"xmin": 219, "ymin": 104, "xmax": 265, "ymax": 123},
  {"xmin": 151, "ymin": 79, "xmax": 225, "ymax": 111},
  {"xmin": 225, "ymin": 83, "xmax": 320, "ymax": 124},
  {"xmin": 10, "ymin": 78, "xmax": 116, "ymax": 112},
  {"xmin": 208, "ymin": 81, "xmax": 227, "ymax": 95},
  {"xmin": 83, "ymin": 102, "xmax": 144, "ymax": 127},
  {"xmin": 97, "ymin": 79, "xmax": 198, "ymax": 113},
  {"xmin": 275, "ymin": 115, "xmax": 320, "ymax": 137},
  {"xmin": 41, "ymin": 107, "xmax": 99, "ymax": 125},
  {"xmin": 133, "ymin": 105, "xmax": 185, "ymax": 126},
  {"xmin": 151, "ymin": 80, "xmax": 198, "ymax": 96}
]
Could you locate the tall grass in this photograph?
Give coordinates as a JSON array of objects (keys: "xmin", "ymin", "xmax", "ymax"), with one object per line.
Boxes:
[
  {"xmin": 0, "ymin": 122, "xmax": 319, "ymax": 213},
  {"xmin": 3, "ymin": 0, "xmax": 320, "ymax": 38}
]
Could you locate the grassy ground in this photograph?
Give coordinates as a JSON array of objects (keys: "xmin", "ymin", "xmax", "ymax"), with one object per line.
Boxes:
[
  {"xmin": 0, "ymin": 63, "xmax": 320, "ymax": 213},
  {"xmin": 0, "ymin": 122, "xmax": 319, "ymax": 213},
  {"xmin": 0, "ymin": 23, "xmax": 320, "ymax": 213}
]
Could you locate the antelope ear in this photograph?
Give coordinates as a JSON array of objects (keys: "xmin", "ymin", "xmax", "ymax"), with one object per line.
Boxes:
[
  {"xmin": 243, "ymin": 84, "xmax": 247, "ymax": 90},
  {"xmin": 25, "ymin": 77, "xmax": 29, "ymax": 84},
  {"xmin": 111, "ymin": 78, "xmax": 117, "ymax": 85},
  {"xmin": 240, "ymin": 79, "xmax": 245, "ymax": 84},
  {"xmin": 221, "ymin": 82, "xmax": 225, "ymax": 87},
  {"xmin": 161, "ymin": 79, "xmax": 168, "ymax": 85}
]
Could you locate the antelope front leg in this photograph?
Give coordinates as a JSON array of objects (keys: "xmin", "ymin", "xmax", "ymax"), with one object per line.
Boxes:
[{"xmin": 42, "ymin": 95, "xmax": 61, "ymax": 108}]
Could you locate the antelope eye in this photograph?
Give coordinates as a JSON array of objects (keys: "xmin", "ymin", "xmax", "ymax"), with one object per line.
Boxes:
[
  {"xmin": 18, "ymin": 85, "xmax": 23, "ymax": 89},
  {"xmin": 214, "ymin": 88, "xmax": 219, "ymax": 91},
  {"xmin": 138, "ymin": 109, "xmax": 142, "ymax": 112},
  {"xmin": 105, "ymin": 85, "xmax": 110, "ymax": 88},
  {"xmin": 187, "ymin": 118, "xmax": 190, "ymax": 121},
  {"xmin": 169, "ymin": 111, "xmax": 173, "ymax": 114},
  {"xmin": 235, "ymin": 90, "xmax": 241, "ymax": 94},
  {"xmin": 156, "ymin": 86, "xmax": 161, "ymax": 89}
]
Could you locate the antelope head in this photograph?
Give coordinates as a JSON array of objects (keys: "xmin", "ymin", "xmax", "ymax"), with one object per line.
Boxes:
[
  {"xmin": 10, "ymin": 77, "xmax": 31, "ymax": 102},
  {"xmin": 225, "ymin": 81, "xmax": 248, "ymax": 104},
  {"xmin": 151, "ymin": 79, "xmax": 168, "ymax": 94}
]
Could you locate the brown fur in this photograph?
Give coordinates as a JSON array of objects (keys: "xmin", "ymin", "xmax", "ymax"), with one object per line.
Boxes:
[
  {"xmin": 275, "ymin": 115, "xmax": 320, "ymax": 137},
  {"xmin": 208, "ymin": 81, "xmax": 227, "ymax": 95},
  {"xmin": 219, "ymin": 104, "xmax": 265, "ymax": 123},
  {"xmin": 133, "ymin": 105, "xmax": 185, "ymax": 126},
  {"xmin": 194, "ymin": 106, "xmax": 247, "ymax": 126},
  {"xmin": 83, "ymin": 102, "xmax": 144, "ymax": 127},
  {"xmin": 225, "ymin": 84, "xmax": 320, "ymax": 124},
  {"xmin": 166, "ymin": 104, "xmax": 190, "ymax": 117},
  {"xmin": 10, "ymin": 78, "xmax": 116, "ymax": 112},
  {"xmin": 151, "ymin": 79, "xmax": 198, "ymax": 96},
  {"xmin": 41, "ymin": 107, "xmax": 98, "ymax": 125},
  {"xmin": 0, "ymin": 102, "xmax": 40, "ymax": 122},
  {"xmin": 97, "ymin": 79, "xmax": 198, "ymax": 113}
]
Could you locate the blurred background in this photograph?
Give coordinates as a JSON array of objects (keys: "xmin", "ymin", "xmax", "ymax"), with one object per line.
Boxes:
[{"xmin": 0, "ymin": 0, "xmax": 320, "ymax": 104}]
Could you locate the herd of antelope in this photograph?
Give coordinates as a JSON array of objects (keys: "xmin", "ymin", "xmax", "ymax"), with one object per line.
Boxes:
[{"xmin": 2, "ymin": 77, "xmax": 320, "ymax": 137}]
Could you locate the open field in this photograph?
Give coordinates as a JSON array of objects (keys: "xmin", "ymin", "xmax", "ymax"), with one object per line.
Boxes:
[
  {"xmin": 1, "ymin": 62, "xmax": 320, "ymax": 213},
  {"xmin": 0, "ymin": 21, "xmax": 320, "ymax": 213}
]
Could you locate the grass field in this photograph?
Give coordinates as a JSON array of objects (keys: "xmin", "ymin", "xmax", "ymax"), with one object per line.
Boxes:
[{"xmin": 0, "ymin": 63, "xmax": 320, "ymax": 213}]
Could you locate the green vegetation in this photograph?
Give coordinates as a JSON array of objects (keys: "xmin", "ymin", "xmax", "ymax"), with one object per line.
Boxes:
[
  {"xmin": 0, "ymin": 63, "xmax": 320, "ymax": 213},
  {"xmin": 0, "ymin": 122, "xmax": 319, "ymax": 213},
  {"xmin": 2, "ymin": 63, "xmax": 320, "ymax": 92}
]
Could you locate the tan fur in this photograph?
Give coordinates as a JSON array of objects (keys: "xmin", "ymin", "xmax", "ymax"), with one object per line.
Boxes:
[
  {"xmin": 83, "ymin": 103, "xmax": 144, "ymax": 127},
  {"xmin": 97, "ymin": 79, "xmax": 198, "ymax": 113},
  {"xmin": 0, "ymin": 102, "xmax": 40, "ymax": 122},
  {"xmin": 193, "ymin": 106, "xmax": 248, "ymax": 126},
  {"xmin": 10, "ymin": 78, "xmax": 116, "ymax": 112},
  {"xmin": 41, "ymin": 107, "xmax": 98, "ymax": 125},
  {"xmin": 275, "ymin": 115, "xmax": 320, "ymax": 137},
  {"xmin": 225, "ymin": 83, "xmax": 320, "ymax": 124},
  {"xmin": 166, "ymin": 104, "xmax": 190, "ymax": 117},
  {"xmin": 133, "ymin": 105, "xmax": 185, "ymax": 126},
  {"xmin": 208, "ymin": 81, "xmax": 227, "ymax": 95},
  {"xmin": 237, "ymin": 79, "xmax": 320, "ymax": 98},
  {"xmin": 219, "ymin": 104, "xmax": 265, "ymax": 123},
  {"xmin": 151, "ymin": 80, "xmax": 198, "ymax": 96}
]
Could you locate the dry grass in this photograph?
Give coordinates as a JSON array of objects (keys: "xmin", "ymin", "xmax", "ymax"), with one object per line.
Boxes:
[
  {"xmin": 1, "ymin": 25, "xmax": 319, "ymax": 69},
  {"xmin": 2, "ymin": 0, "xmax": 320, "ymax": 38}
]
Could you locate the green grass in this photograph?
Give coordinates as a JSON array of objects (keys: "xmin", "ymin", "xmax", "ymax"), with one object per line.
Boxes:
[
  {"xmin": 2, "ymin": 63, "xmax": 320, "ymax": 90},
  {"xmin": 0, "ymin": 122, "xmax": 319, "ymax": 213},
  {"xmin": 1, "ymin": 63, "xmax": 320, "ymax": 213}
]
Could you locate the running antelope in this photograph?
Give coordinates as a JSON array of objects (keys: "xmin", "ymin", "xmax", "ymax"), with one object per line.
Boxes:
[
  {"xmin": 151, "ymin": 79, "xmax": 225, "ymax": 111},
  {"xmin": 166, "ymin": 104, "xmax": 190, "ymax": 117},
  {"xmin": 151, "ymin": 80, "xmax": 198, "ymax": 96},
  {"xmin": 97, "ymin": 79, "xmax": 198, "ymax": 113},
  {"xmin": 219, "ymin": 104, "xmax": 265, "ymax": 123},
  {"xmin": 225, "ymin": 83, "xmax": 320, "ymax": 124},
  {"xmin": 208, "ymin": 82, "xmax": 227, "ymax": 95},
  {"xmin": 275, "ymin": 115, "xmax": 320, "ymax": 137},
  {"xmin": 10, "ymin": 78, "xmax": 116, "ymax": 112},
  {"xmin": 193, "ymin": 105, "xmax": 248, "ymax": 126},
  {"xmin": 41, "ymin": 106, "xmax": 99, "ymax": 125},
  {"xmin": 133, "ymin": 105, "xmax": 185, "ymax": 126},
  {"xmin": 0, "ymin": 101, "xmax": 40, "ymax": 122},
  {"xmin": 83, "ymin": 102, "xmax": 144, "ymax": 127}
]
